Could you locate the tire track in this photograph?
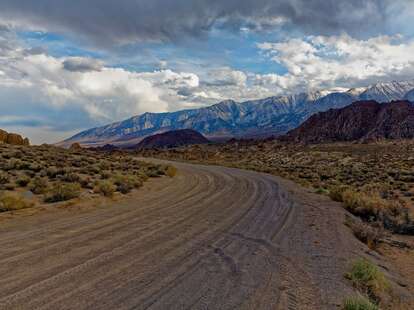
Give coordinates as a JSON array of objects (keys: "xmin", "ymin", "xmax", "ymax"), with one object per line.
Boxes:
[{"xmin": 0, "ymin": 160, "xmax": 356, "ymax": 310}]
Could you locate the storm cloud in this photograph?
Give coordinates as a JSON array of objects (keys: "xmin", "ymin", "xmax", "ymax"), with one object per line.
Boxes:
[{"xmin": 0, "ymin": 0, "xmax": 406, "ymax": 46}]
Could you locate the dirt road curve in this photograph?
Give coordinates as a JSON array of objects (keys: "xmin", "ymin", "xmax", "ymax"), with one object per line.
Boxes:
[{"xmin": 0, "ymin": 161, "xmax": 359, "ymax": 310}]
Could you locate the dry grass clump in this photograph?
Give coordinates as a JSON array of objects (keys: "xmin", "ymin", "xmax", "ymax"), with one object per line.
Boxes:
[
  {"xmin": 44, "ymin": 183, "xmax": 81, "ymax": 203},
  {"xmin": 94, "ymin": 180, "xmax": 116, "ymax": 197},
  {"xmin": 0, "ymin": 143, "xmax": 177, "ymax": 212},
  {"xmin": 166, "ymin": 165, "xmax": 177, "ymax": 178},
  {"xmin": 29, "ymin": 177, "xmax": 49, "ymax": 195},
  {"xmin": 112, "ymin": 174, "xmax": 142, "ymax": 194},
  {"xmin": 15, "ymin": 175, "xmax": 31, "ymax": 187},
  {"xmin": 345, "ymin": 217, "xmax": 384, "ymax": 250},
  {"xmin": 343, "ymin": 296, "xmax": 378, "ymax": 310},
  {"xmin": 0, "ymin": 193, "xmax": 34, "ymax": 212},
  {"xmin": 333, "ymin": 188, "xmax": 413, "ymax": 234},
  {"xmin": 345, "ymin": 258, "xmax": 390, "ymax": 305}
]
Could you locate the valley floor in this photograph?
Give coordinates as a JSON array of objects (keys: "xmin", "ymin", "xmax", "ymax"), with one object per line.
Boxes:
[{"xmin": 1, "ymin": 160, "xmax": 406, "ymax": 309}]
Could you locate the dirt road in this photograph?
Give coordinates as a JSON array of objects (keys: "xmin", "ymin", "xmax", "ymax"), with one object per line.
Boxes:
[{"xmin": 0, "ymin": 161, "xmax": 361, "ymax": 309}]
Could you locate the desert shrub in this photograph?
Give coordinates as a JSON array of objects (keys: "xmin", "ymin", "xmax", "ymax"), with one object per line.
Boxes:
[
  {"xmin": 28, "ymin": 163, "xmax": 42, "ymax": 172},
  {"xmin": 343, "ymin": 296, "xmax": 378, "ymax": 310},
  {"xmin": 100, "ymin": 170, "xmax": 112, "ymax": 180},
  {"xmin": 29, "ymin": 177, "xmax": 49, "ymax": 194},
  {"xmin": 146, "ymin": 165, "xmax": 166, "ymax": 177},
  {"xmin": 335, "ymin": 188, "xmax": 414, "ymax": 234},
  {"xmin": 61, "ymin": 172, "xmax": 81, "ymax": 183},
  {"xmin": 0, "ymin": 172, "xmax": 10, "ymax": 184},
  {"xmin": 345, "ymin": 217, "xmax": 384, "ymax": 250},
  {"xmin": 94, "ymin": 180, "xmax": 116, "ymax": 197},
  {"xmin": 329, "ymin": 185, "xmax": 351, "ymax": 202},
  {"xmin": 16, "ymin": 175, "xmax": 31, "ymax": 187},
  {"xmin": 113, "ymin": 174, "xmax": 142, "ymax": 194},
  {"xmin": 5, "ymin": 159, "xmax": 23, "ymax": 170},
  {"xmin": 4, "ymin": 183, "xmax": 15, "ymax": 191},
  {"xmin": 44, "ymin": 183, "xmax": 81, "ymax": 203},
  {"xmin": 46, "ymin": 167, "xmax": 60, "ymax": 178},
  {"xmin": 79, "ymin": 176, "xmax": 93, "ymax": 189},
  {"xmin": 345, "ymin": 259, "xmax": 389, "ymax": 304},
  {"xmin": 138, "ymin": 172, "xmax": 149, "ymax": 181},
  {"xmin": 165, "ymin": 166, "xmax": 177, "ymax": 178},
  {"xmin": 0, "ymin": 193, "xmax": 34, "ymax": 212}
]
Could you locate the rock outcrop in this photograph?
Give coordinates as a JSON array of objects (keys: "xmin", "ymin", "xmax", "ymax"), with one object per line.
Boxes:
[
  {"xmin": 0, "ymin": 129, "xmax": 30, "ymax": 146},
  {"xmin": 69, "ymin": 143, "xmax": 83, "ymax": 150},
  {"xmin": 283, "ymin": 100, "xmax": 414, "ymax": 143}
]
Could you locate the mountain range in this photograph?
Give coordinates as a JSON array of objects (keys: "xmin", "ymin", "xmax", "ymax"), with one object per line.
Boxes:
[{"xmin": 61, "ymin": 80, "xmax": 414, "ymax": 147}]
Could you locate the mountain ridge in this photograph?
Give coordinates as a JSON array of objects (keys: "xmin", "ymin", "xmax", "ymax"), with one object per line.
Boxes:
[
  {"xmin": 61, "ymin": 80, "xmax": 414, "ymax": 147},
  {"xmin": 283, "ymin": 100, "xmax": 414, "ymax": 143},
  {"xmin": 135, "ymin": 129, "xmax": 210, "ymax": 150}
]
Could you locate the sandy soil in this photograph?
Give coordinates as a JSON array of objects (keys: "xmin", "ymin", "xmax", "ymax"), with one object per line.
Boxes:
[{"xmin": 0, "ymin": 161, "xmax": 411, "ymax": 309}]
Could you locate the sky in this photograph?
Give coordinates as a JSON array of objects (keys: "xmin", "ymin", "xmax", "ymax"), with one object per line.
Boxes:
[{"xmin": 0, "ymin": 0, "xmax": 413, "ymax": 144}]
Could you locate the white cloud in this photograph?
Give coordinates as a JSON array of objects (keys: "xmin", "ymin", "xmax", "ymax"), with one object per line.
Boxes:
[
  {"xmin": 257, "ymin": 34, "xmax": 414, "ymax": 91},
  {"xmin": 2, "ymin": 25, "xmax": 414, "ymax": 144}
]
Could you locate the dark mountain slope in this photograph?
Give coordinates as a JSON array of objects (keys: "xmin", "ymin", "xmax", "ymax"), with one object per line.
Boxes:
[
  {"xmin": 284, "ymin": 100, "xmax": 414, "ymax": 143},
  {"xmin": 135, "ymin": 129, "xmax": 210, "ymax": 150}
]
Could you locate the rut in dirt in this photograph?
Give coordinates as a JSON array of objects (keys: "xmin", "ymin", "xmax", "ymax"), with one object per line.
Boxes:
[{"xmin": 0, "ymin": 161, "xmax": 359, "ymax": 310}]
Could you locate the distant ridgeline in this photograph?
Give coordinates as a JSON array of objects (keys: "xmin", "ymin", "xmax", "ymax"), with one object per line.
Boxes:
[
  {"xmin": 61, "ymin": 80, "xmax": 414, "ymax": 148},
  {"xmin": 0, "ymin": 129, "xmax": 30, "ymax": 146}
]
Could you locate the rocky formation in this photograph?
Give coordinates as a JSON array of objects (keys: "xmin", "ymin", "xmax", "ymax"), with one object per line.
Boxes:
[
  {"xmin": 0, "ymin": 129, "xmax": 30, "ymax": 146},
  {"xmin": 135, "ymin": 129, "xmax": 210, "ymax": 150},
  {"xmin": 283, "ymin": 100, "xmax": 414, "ymax": 143},
  {"xmin": 69, "ymin": 143, "xmax": 83, "ymax": 150},
  {"xmin": 62, "ymin": 80, "xmax": 414, "ymax": 147}
]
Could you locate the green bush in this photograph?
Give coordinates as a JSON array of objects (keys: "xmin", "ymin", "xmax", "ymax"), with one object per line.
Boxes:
[
  {"xmin": 0, "ymin": 193, "xmax": 34, "ymax": 212},
  {"xmin": 94, "ymin": 180, "xmax": 116, "ymax": 197},
  {"xmin": 44, "ymin": 183, "xmax": 81, "ymax": 203},
  {"xmin": 345, "ymin": 259, "xmax": 389, "ymax": 303},
  {"xmin": 343, "ymin": 296, "xmax": 378, "ymax": 310}
]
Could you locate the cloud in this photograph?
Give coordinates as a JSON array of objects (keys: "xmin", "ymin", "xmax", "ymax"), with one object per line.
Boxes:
[
  {"xmin": 204, "ymin": 67, "xmax": 247, "ymax": 87},
  {"xmin": 0, "ymin": 0, "xmax": 409, "ymax": 46},
  {"xmin": 0, "ymin": 31, "xmax": 208, "ymax": 142},
  {"xmin": 63, "ymin": 57, "xmax": 103, "ymax": 72},
  {"xmin": 257, "ymin": 34, "xmax": 414, "ymax": 91}
]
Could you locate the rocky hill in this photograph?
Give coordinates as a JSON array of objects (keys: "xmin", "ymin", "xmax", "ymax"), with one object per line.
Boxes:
[
  {"xmin": 405, "ymin": 89, "xmax": 414, "ymax": 102},
  {"xmin": 283, "ymin": 100, "xmax": 414, "ymax": 143},
  {"xmin": 0, "ymin": 129, "xmax": 30, "ymax": 146},
  {"xmin": 61, "ymin": 80, "xmax": 414, "ymax": 147},
  {"xmin": 135, "ymin": 129, "xmax": 209, "ymax": 150}
]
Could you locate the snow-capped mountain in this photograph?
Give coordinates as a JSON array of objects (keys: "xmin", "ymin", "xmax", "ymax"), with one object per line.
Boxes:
[
  {"xmin": 61, "ymin": 80, "xmax": 414, "ymax": 147},
  {"xmin": 358, "ymin": 80, "xmax": 414, "ymax": 102}
]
